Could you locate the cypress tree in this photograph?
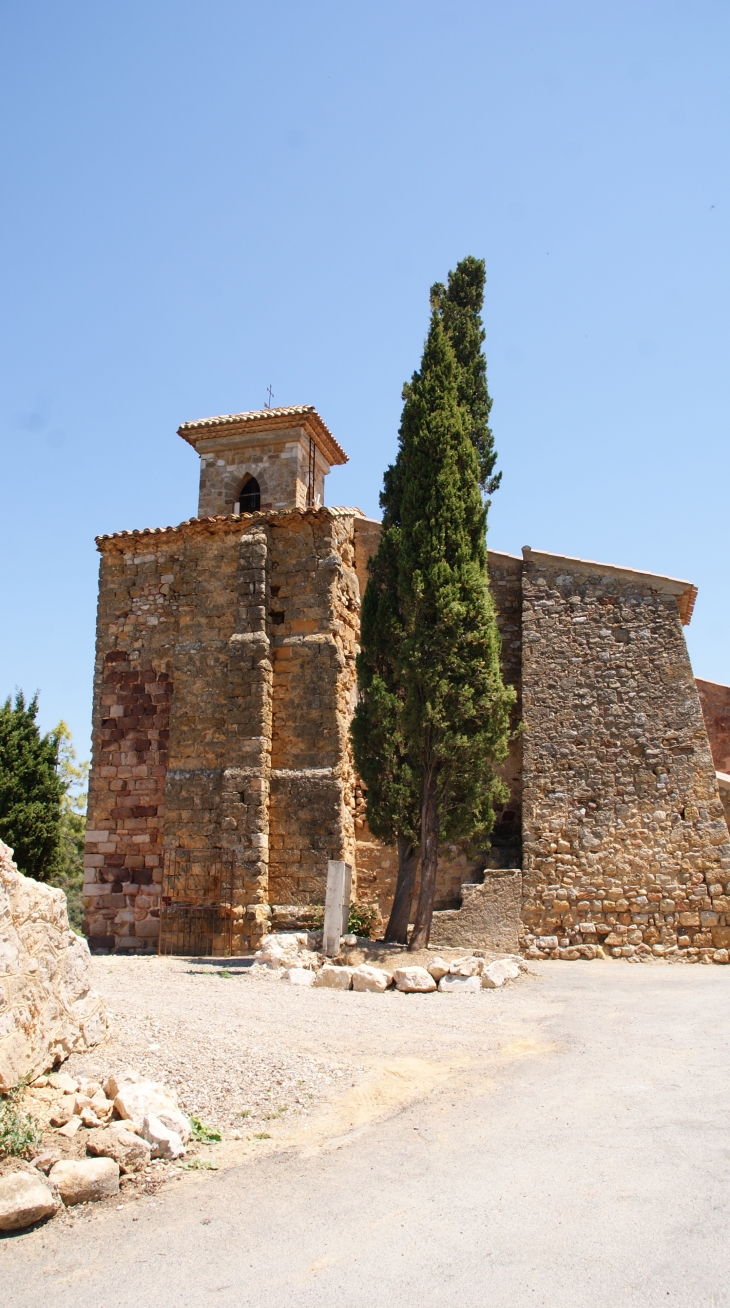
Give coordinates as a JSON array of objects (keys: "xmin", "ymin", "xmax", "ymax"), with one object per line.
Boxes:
[
  {"xmin": 0, "ymin": 692, "xmax": 65, "ymax": 881},
  {"xmin": 353, "ymin": 256, "xmax": 511, "ymax": 944},
  {"xmin": 351, "ymin": 462, "xmax": 421, "ymax": 942},
  {"xmin": 431, "ymin": 255, "xmax": 500, "ymax": 495},
  {"xmin": 396, "ymin": 312, "xmax": 514, "ymax": 950}
]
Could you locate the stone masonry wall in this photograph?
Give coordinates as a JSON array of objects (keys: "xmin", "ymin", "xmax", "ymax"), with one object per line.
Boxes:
[
  {"xmin": 85, "ymin": 508, "xmax": 361, "ymax": 953},
  {"xmin": 84, "ymin": 539, "xmax": 177, "ymax": 951},
  {"xmin": 520, "ymin": 550, "xmax": 730, "ymax": 960},
  {"xmin": 267, "ymin": 511, "xmax": 359, "ymax": 906},
  {"xmin": 197, "ymin": 432, "xmax": 328, "ymax": 517}
]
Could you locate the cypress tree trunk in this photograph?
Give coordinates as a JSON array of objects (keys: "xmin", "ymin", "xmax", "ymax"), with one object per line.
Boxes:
[
  {"xmin": 383, "ymin": 835, "xmax": 419, "ymax": 943},
  {"xmin": 409, "ymin": 771, "xmax": 439, "ymax": 951}
]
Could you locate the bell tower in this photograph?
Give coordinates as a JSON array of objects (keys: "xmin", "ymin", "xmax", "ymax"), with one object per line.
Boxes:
[{"xmin": 177, "ymin": 404, "xmax": 348, "ymax": 517}]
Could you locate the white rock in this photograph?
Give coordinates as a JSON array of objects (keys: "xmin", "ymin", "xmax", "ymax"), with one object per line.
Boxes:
[
  {"xmin": 393, "ymin": 966, "xmax": 437, "ymax": 993},
  {"xmin": 0, "ymin": 840, "xmax": 108, "ymax": 1093},
  {"xmin": 90, "ymin": 1093, "xmax": 115, "ymax": 1121},
  {"xmin": 255, "ymin": 933, "xmax": 302, "ymax": 969},
  {"xmin": 156, "ymin": 1108, "xmax": 192, "ymax": 1143},
  {"xmin": 427, "ymin": 957, "xmax": 450, "ymax": 981},
  {"xmin": 287, "ymin": 949, "xmax": 320, "ymax": 970},
  {"xmin": 56, "ymin": 1115, "xmax": 82, "ymax": 1137},
  {"xmin": 78, "ymin": 1078, "xmax": 103, "ymax": 1098},
  {"xmin": 537, "ymin": 936, "xmax": 559, "ymax": 950},
  {"xmin": 86, "ymin": 1124, "xmax": 151, "ymax": 1173},
  {"xmin": 140, "ymin": 1113, "xmax": 185, "ymax": 1160},
  {"xmin": 313, "ymin": 965, "xmax": 353, "ymax": 989},
  {"xmin": 0, "ymin": 1171, "xmax": 60, "ymax": 1230},
  {"xmin": 103, "ymin": 1069, "xmax": 140, "ymax": 1101},
  {"xmin": 48, "ymin": 1072, "xmax": 78, "ymax": 1094},
  {"xmin": 80, "ymin": 1105, "xmax": 103, "ymax": 1128},
  {"xmin": 32, "ymin": 1150, "xmax": 61, "ymax": 1174},
  {"xmin": 482, "ymin": 959, "xmax": 521, "ymax": 988},
  {"xmin": 49, "ymin": 1157, "xmax": 120, "ymax": 1205},
  {"xmin": 351, "ymin": 964, "xmax": 392, "ymax": 992},
  {"xmin": 438, "ymin": 973, "xmax": 482, "ymax": 993},
  {"xmin": 448, "ymin": 956, "xmax": 484, "ymax": 977},
  {"xmin": 284, "ymin": 967, "xmax": 316, "ymax": 987},
  {"xmin": 49, "ymin": 1094, "xmax": 77, "ymax": 1127},
  {"xmin": 255, "ymin": 943, "xmax": 290, "ymax": 969},
  {"xmin": 113, "ymin": 1080, "xmax": 179, "ymax": 1132}
]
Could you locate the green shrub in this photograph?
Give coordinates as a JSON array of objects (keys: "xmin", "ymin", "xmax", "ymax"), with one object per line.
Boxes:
[
  {"xmin": 189, "ymin": 1115, "xmax": 222, "ymax": 1143},
  {"xmin": 348, "ymin": 901, "xmax": 380, "ymax": 938},
  {"xmin": 0, "ymin": 1082, "xmax": 41, "ymax": 1159}
]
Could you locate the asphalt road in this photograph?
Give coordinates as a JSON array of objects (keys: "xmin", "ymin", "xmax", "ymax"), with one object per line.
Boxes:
[{"xmin": 3, "ymin": 961, "xmax": 730, "ymax": 1308}]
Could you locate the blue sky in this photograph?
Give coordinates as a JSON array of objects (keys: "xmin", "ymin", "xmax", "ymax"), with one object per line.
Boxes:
[{"xmin": 1, "ymin": 0, "xmax": 728, "ymax": 758}]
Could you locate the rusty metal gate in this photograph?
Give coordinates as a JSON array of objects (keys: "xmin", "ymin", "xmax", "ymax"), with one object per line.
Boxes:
[{"xmin": 158, "ymin": 849, "xmax": 238, "ymax": 957}]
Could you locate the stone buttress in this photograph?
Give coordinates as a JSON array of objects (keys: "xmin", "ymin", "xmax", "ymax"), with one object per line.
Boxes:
[{"xmin": 520, "ymin": 548, "xmax": 730, "ymax": 959}]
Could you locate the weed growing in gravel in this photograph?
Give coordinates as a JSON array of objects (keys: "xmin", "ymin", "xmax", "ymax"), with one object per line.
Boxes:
[
  {"xmin": 190, "ymin": 1115, "xmax": 222, "ymax": 1143},
  {"xmin": 217, "ymin": 969, "xmax": 233, "ymax": 978},
  {"xmin": 240, "ymin": 1108, "xmax": 252, "ymax": 1118},
  {"xmin": 0, "ymin": 1080, "xmax": 41, "ymax": 1159},
  {"xmin": 185, "ymin": 1158, "xmax": 220, "ymax": 1170},
  {"xmin": 253, "ymin": 1132, "xmax": 271, "ymax": 1140}
]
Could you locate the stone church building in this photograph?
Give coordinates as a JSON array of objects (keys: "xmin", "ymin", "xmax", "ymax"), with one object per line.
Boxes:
[{"xmin": 83, "ymin": 407, "xmax": 730, "ymax": 960}]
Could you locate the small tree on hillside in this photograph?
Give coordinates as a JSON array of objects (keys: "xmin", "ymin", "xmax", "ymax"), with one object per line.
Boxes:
[
  {"xmin": 0, "ymin": 692, "xmax": 65, "ymax": 881},
  {"xmin": 49, "ymin": 722, "xmax": 89, "ymax": 932},
  {"xmin": 396, "ymin": 312, "xmax": 515, "ymax": 950}
]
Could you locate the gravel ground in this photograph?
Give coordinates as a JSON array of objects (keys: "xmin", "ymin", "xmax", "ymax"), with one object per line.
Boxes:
[{"xmin": 58, "ymin": 947, "xmax": 527, "ymax": 1139}]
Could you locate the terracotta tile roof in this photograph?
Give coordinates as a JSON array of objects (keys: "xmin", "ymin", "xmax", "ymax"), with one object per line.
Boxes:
[
  {"xmin": 177, "ymin": 405, "xmax": 348, "ymax": 466},
  {"xmin": 96, "ymin": 505, "xmax": 365, "ymax": 549}
]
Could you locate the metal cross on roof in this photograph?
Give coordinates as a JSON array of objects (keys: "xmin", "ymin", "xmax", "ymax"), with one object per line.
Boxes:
[{"xmin": 264, "ymin": 384, "xmax": 274, "ymax": 409}]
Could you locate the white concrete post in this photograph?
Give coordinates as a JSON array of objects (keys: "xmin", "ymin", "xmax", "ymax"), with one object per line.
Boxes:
[{"xmin": 323, "ymin": 860, "xmax": 352, "ymax": 957}]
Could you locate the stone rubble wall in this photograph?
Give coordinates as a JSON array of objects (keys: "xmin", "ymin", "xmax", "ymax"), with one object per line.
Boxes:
[
  {"xmin": 520, "ymin": 550, "xmax": 730, "ymax": 959},
  {"xmin": 428, "ymin": 870, "xmax": 523, "ymax": 953},
  {"xmin": 0, "ymin": 842, "xmax": 107, "ymax": 1091}
]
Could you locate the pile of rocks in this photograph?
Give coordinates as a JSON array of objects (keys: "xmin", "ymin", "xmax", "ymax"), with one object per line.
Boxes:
[
  {"xmin": 253, "ymin": 934, "xmax": 524, "ymax": 992},
  {"xmin": 0, "ymin": 1067, "xmax": 192, "ymax": 1231}
]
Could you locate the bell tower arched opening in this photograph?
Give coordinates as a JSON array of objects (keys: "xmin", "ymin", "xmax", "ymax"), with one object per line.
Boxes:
[{"xmin": 235, "ymin": 476, "xmax": 261, "ymax": 513}]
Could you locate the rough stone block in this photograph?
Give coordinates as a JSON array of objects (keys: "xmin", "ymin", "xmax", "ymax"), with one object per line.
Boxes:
[
  {"xmin": 351, "ymin": 964, "xmax": 392, "ymax": 992},
  {"xmin": 393, "ymin": 966, "xmax": 436, "ymax": 993},
  {"xmin": 313, "ymin": 965, "xmax": 353, "ymax": 989},
  {"xmin": 49, "ymin": 1157, "xmax": 120, "ymax": 1205},
  {"xmin": 0, "ymin": 1172, "xmax": 60, "ymax": 1230},
  {"xmin": 438, "ymin": 974, "xmax": 481, "ymax": 993},
  {"xmin": 482, "ymin": 958, "xmax": 521, "ymax": 988}
]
